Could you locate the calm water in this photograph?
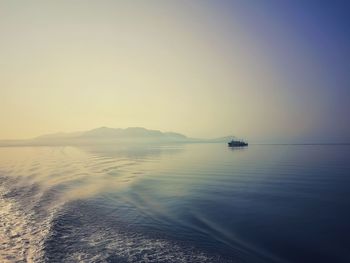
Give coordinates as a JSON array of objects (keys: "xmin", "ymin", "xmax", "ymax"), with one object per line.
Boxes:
[{"xmin": 0, "ymin": 144, "xmax": 349, "ymax": 263}]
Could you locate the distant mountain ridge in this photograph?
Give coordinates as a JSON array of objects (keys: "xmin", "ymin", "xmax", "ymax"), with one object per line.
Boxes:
[
  {"xmin": 80, "ymin": 127, "xmax": 187, "ymax": 139},
  {"xmin": 0, "ymin": 127, "xmax": 234, "ymax": 146}
]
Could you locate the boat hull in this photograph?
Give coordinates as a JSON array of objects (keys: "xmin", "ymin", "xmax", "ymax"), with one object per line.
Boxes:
[{"xmin": 228, "ymin": 141, "xmax": 248, "ymax": 147}]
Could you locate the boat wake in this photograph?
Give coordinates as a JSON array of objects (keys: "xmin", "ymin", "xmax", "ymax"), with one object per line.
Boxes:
[
  {"xmin": 0, "ymin": 176, "xmax": 233, "ymax": 263},
  {"xmin": 0, "ymin": 177, "xmax": 61, "ymax": 262}
]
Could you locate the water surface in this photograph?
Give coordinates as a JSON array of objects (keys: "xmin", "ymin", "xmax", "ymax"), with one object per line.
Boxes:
[{"xmin": 0, "ymin": 144, "xmax": 349, "ymax": 262}]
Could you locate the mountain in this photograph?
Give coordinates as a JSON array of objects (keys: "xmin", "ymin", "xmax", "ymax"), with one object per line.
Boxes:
[
  {"xmin": 80, "ymin": 127, "xmax": 186, "ymax": 140},
  {"xmin": 0, "ymin": 127, "xmax": 233, "ymax": 146}
]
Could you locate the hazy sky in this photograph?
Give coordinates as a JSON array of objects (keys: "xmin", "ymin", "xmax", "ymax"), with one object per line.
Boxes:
[{"xmin": 1, "ymin": 1, "xmax": 349, "ymax": 142}]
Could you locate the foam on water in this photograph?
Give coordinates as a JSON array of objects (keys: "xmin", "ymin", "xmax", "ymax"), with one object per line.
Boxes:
[
  {"xmin": 0, "ymin": 146, "xmax": 235, "ymax": 262},
  {"xmin": 0, "ymin": 181, "xmax": 58, "ymax": 263},
  {"xmin": 0, "ymin": 181, "xmax": 231, "ymax": 263},
  {"xmin": 43, "ymin": 201, "xmax": 230, "ymax": 263}
]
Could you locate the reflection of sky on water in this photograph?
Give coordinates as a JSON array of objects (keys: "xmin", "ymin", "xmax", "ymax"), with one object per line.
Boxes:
[
  {"xmin": 0, "ymin": 145, "xmax": 186, "ymax": 201},
  {"xmin": 1, "ymin": 144, "xmax": 349, "ymax": 262}
]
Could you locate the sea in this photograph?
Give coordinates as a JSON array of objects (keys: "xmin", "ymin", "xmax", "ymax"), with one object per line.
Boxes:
[{"xmin": 0, "ymin": 143, "xmax": 349, "ymax": 263}]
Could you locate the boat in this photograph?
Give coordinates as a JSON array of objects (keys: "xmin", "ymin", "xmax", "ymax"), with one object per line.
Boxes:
[{"xmin": 228, "ymin": 139, "xmax": 248, "ymax": 147}]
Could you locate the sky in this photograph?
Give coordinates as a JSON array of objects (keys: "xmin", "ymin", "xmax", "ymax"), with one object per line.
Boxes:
[{"xmin": 1, "ymin": 0, "xmax": 349, "ymax": 143}]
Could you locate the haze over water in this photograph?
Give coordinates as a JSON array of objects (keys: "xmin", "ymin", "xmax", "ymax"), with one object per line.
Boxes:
[
  {"xmin": 1, "ymin": 1, "xmax": 350, "ymax": 262},
  {"xmin": 1, "ymin": 1, "xmax": 349, "ymax": 143},
  {"xmin": 1, "ymin": 143, "xmax": 349, "ymax": 263}
]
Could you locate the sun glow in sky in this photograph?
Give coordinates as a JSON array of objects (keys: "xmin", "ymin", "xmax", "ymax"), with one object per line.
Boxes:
[{"xmin": 1, "ymin": 1, "xmax": 349, "ymax": 142}]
